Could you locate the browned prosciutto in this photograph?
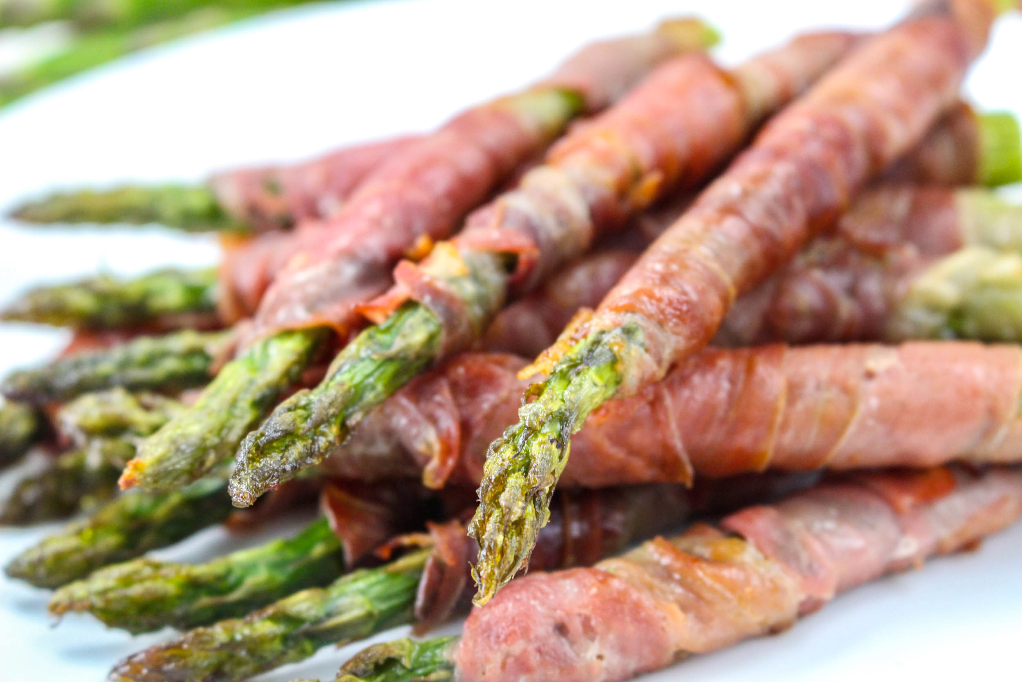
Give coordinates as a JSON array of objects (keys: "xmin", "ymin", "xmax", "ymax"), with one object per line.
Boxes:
[
  {"xmin": 716, "ymin": 184, "xmax": 1022, "ymax": 344},
  {"xmin": 237, "ymin": 20, "xmax": 716, "ymax": 340},
  {"xmin": 324, "ymin": 342, "xmax": 1022, "ymax": 488},
  {"xmin": 455, "ymin": 465, "xmax": 1022, "ymax": 682}
]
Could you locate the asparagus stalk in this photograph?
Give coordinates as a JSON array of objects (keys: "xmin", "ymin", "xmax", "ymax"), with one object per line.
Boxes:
[
  {"xmin": 334, "ymin": 637, "xmax": 458, "ymax": 682},
  {"xmin": 109, "ymin": 548, "xmax": 430, "ymax": 682},
  {"xmin": 469, "ymin": 324, "xmax": 637, "ymax": 604},
  {"xmin": 49, "ymin": 516, "xmax": 345, "ymax": 633},
  {"xmin": 231, "ymin": 299, "xmax": 475, "ymax": 506},
  {"xmin": 120, "ymin": 327, "xmax": 327, "ymax": 492},
  {"xmin": 0, "ymin": 267, "xmax": 219, "ymax": 330},
  {"xmin": 56, "ymin": 387, "xmax": 184, "ymax": 441},
  {"xmin": 0, "ymin": 0, "xmax": 316, "ymax": 31},
  {"xmin": 0, "ymin": 389, "xmax": 184, "ymax": 525},
  {"xmin": 8, "ymin": 185, "xmax": 244, "ymax": 232},
  {"xmin": 0, "ymin": 439, "xmax": 131, "ymax": 525},
  {"xmin": 4, "ymin": 474, "xmax": 231, "ymax": 588},
  {"xmin": 1, "ymin": 328, "xmax": 230, "ymax": 404},
  {"xmin": 0, "ymin": 399, "xmax": 41, "ymax": 467},
  {"xmin": 0, "ymin": 8, "xmax": 251, "ymax": 108}
]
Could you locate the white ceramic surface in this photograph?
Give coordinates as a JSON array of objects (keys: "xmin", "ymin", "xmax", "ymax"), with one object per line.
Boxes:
[{"xmin": 0, "ymin": 1, "xmax": 1020, "ymax": 680}]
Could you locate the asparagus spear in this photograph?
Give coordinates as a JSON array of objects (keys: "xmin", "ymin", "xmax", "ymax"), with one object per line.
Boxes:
[
  {"xmin": 8, "ymin": 185, "xmax": 244, "ymax": 232},
  {"xmin": 4, "ymin": 474, "xmax": 231, "ymax": 588},
  {"xmin": 50, "ymin": 516, "xmax": 345, "ymax": 633},
  {"xmin": 334, "ymin": 637, "xmax": 457, "ymax": 682},
  {"xmin": 56, "ymin": 387, "xmax": 184, "ymax": 441},
  {"xmin": 1, "ymin": 328, "xmax": 230, "ymax": 404},
  {"xmin": 0, "ymin": 267, "xmax": 219, "ymax": 330},
  {"xmin": 0, "ymin": 399, "xmax": 41, "ymax": 467},
  {"xmin": 109, "ymin": 548, "xmax": 430, "ymax": 682},
  {"xmin": 0, "ymin": 0, "xmax": 316, "ymax": 31},
  {"xmin": 229, "ymin": 264, "xmax": 502, "ymax": 506},
  {"xmin": 0, "ymin": 8, "xmax": 248, "ymax": 108},
  {"xmin": 0, "ymin": 390, "xmax": 185, "ymax": 525},
  {"xmin": 120, "ymin": 327, "xmax": 328, "ymax": 492},
  {"xmin": 0, "ymin": 440, "xmax": 131, "ymax": 525}
]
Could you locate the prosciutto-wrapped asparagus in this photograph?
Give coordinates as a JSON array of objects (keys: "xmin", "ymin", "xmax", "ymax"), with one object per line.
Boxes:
[
  {"xmin": 339, "ymin": 465, "xmax": 1022, "ymax": 682},
  {"xmin": 470, "ymin": 0, "xmax": 1011, "ymax": 603},
  {"xmin": 122, "ymin": 18, "xmax": 719, "ymax": 494},
  {"xmin": 10, "ymin": 135, "xmax": 420, "ymax": 234},
  {"xmin": 324, "ymin": 341, "xmax": 1022, "ymax": 488},
  {"xmin": 106, "ymin": 476, "xmax": 810, "ymax": 682},
  {"xmin": 230, "ymin": 30, "xmax": 866, "ymax": 506}
]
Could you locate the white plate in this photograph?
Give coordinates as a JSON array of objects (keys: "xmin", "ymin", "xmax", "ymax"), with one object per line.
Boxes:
[{"xmin": 1, "ymin": 1, "xmax": 1021, "ymax": 680}]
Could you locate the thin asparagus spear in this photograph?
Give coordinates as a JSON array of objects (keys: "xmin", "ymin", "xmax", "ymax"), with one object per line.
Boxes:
[
  {"xmin": 4, "ymin": 475, "xmax": 231, "ymax": 588},
  {"xmin": 0, "ymin": 399, "xmax": 41, "ymax": 467},
  {"xmin": 109, "ymin": 548, "xmax": 430, "ymax": 682},
  {"xmin": 56, "ymin": 387, "xmax": 184, "ymax": 441},
  {"xmin": 230, "ymin": 287, "xmax": 496, "ymax": 506},
  {"xmin": 1, "ymin": 329, "xmax": 231, "ymax": 404},
  {"xmin": 0, "ymin": 0, "xmax": 316, "ymax": 31},
  {"xmin": 50, "ymin": 516, "xmax": 345, "ymax": 633},
  {"xmin": 9, "ymin": 185, "xmax": 244, "ymax": 232},
  {"xmin": 120, "ymin": 327, "xmax": 327, "ymax": 492},
  {"xmin": 0, "ymin": 4, "xmax": 330, "ymax": 107},
  {"xmin": 0, "ymin": 267, "xmax": 219, "ymax": 330},
  {"xmin": 1, "ymin": 8, "xmax": 238, "ymax": 108},
  {"xmin": 334, "ymin": 637, "xmax": 458, "ymax": 682},
  {"xmin": 0, "ymin": 439, "xmax": 132, "ymax": 525},
  {"xmin": 0, "ymin": 390, "xmax": 185, "ymax": 525}
]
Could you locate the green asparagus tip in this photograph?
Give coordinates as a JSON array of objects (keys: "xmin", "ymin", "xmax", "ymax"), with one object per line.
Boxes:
[
  {"xmin": 335, "ymin": 637, "xmax": 458, "ymax": 682},
  {"xmin": 468, "ymin": 326, "xmax": 633, "ymax": 604},
  {"xmin": 122, "ymin": 328, "xmax": 327, "ymax": 493},
  {"xmin": 230, "ymin": 303, "xmax": 443, "ymax": 508},
  {"xmin": 0, "ymin": 267, "xmax": 220, "ymax": 331},
  {"xmin": 1, "ymin": 329, "xmax": 229, "ymax": 405},
  {"xmin": 978, "ymin": 111, "xmax": 1022, "ymax": 187},
  {"xmin": 8, "ymin": 184, "xmax": 246, "ymax": 233}
]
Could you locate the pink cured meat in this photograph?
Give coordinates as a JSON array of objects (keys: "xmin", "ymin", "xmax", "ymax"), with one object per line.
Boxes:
[{"xmin": 455, "ymin": 466, "xmax": 1022, "ymax": 682}]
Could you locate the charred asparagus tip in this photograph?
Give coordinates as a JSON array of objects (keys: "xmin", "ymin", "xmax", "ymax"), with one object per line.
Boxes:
[
  {"xmin": 335, "ymin": 637, "xmax": 458, "ymax": 682},
  {"xmin": 469, "ymin": 328, "xmax": 631, "ymax": 604},
  {"xmin": 978, "ymin": 111, "xmax": 1022, "ymax": 187}
]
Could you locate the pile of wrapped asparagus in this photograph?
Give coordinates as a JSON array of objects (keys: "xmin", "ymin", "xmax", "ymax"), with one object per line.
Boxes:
[{"xmin": 2, "ymin": 2, "xmax": 1022, "ymax": 680}]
